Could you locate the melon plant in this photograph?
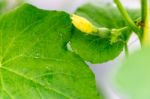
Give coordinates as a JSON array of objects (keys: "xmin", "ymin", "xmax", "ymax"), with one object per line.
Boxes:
[{"xmin": 0, "ymin": 0, "xmax": 149, "ymax": 99}]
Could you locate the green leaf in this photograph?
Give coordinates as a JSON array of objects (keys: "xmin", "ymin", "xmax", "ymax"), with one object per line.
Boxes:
[
  {"xmin": 70, "ymin": 4, "xmax": 140, "ymax": 63},
  {"xmin": 115, "ymin": 47, "xmax": 150, "ymax": 99},
  {"xmin": 0, "ymin": 4, "xmax": 100, "ymax": 99}
]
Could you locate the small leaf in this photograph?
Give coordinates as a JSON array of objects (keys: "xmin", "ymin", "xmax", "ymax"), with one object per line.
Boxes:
[
  {"xmin": 0, "ymin": 4, "xmax": 100, "ymax": 99},
  {"xmin": 115, "ymin": 47, "xmax": 150, "ymax": 99},
  {"xmin": 70, "ymin": 4, "xmax": 140, "ymax": 63}
]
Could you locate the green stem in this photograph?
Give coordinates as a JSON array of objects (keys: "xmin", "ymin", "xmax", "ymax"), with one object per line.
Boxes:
[
  {"xmin": 141, "ymin": 0, "xmax": 148, "ymax": 45},
  {"xmin": 114, "ymin": 0, "xmax": 142, "ymax": 43},
  {"xmin": 141, "ymin": 0, "xmax": 148, "ymax": 22},
  {"xmin": 143, "ymin": 1, "xmax": 150, "ymax": 46},
  {"xmin": 125, "ymin": 42, "xmax": 129, "ymax": 56},
  {"xmin": 118, "ymin": 26, "xmax": 128, "ymax": 32}
]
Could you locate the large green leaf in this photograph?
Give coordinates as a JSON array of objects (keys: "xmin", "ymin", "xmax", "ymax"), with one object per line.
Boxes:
[
  {"xmin": 70, "ymin": 4, "xmax": 140, "ymax": 63},
  {"xmin": 115, "ymin": 47, "xmax": 150, "ymax": 99},
  {"xmin": 0, "ymin": 4, "xmax": 100, "ymax": 99}
]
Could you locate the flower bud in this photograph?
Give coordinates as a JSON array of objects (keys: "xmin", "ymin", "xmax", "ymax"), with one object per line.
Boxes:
[{"xmin": 71, "ymin": 14, "xmax": 98, "ymax": 34}]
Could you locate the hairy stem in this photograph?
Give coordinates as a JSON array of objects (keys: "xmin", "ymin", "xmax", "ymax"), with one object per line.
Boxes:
[
  {"xmin": 141, "ymin": 0, "xmax": 148, "ymax": 45},
  {"xmin": 114, "ymin": 0, "xmax": 142, "ymax": 43},
  {"xmin": 125, "ymin": 42, "xmax": 129, "ymax": 56},
  {"xmin": 143, "ymin": 1, "xmax": 150, "ymax": 46},
  {"xmin": 141, "ymin": 0, "xmax": 148, "ymax": 22}
]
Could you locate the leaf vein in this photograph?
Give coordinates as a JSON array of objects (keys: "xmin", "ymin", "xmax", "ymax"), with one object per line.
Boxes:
[{"xmin": 0, "ymin": 66, "xmax": 72, "ymax": 99}]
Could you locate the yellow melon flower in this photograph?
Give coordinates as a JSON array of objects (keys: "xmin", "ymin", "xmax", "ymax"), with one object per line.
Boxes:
[{"xmin": 71, "ymin": 14, "xmax": 98, "ymax": 34}]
